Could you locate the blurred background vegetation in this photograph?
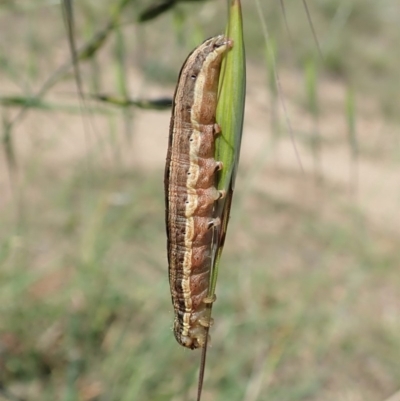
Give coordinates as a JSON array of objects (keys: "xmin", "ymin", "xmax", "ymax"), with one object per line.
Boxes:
[{"xmin": 1, "ymin": 1, "xmax": 400, "ymax": 401}]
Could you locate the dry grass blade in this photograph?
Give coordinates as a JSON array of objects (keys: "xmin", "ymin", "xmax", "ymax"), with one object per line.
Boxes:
[
  {"xmin": 0, "ymin": 96, "xmax": 108, "ymax": 113},
  {"xmin": 61, "ymin": 0, "xmax": 82, "ymax": 95},
  {"xmin": 138, "ymin": 0, "xmax": 175, "ymax": 22},
  {"xmin": 138, "ymin": 0, "xmax": 209, "ymax": 22},
  {"xmin": 2, "ymin": 111, "xmax": 16, "ymax": 176},
  {"xmin": 91, "ymin": 94, "xmax": 172, "ymax": 109}
]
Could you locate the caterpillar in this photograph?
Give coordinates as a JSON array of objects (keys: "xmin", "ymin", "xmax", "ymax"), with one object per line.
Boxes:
[{"xmin": 164, "ymin": 35, "xmax": 232, "ymax": 349}]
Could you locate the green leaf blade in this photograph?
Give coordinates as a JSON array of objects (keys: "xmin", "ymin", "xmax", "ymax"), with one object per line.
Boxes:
[
  {"xmin": 216, "ymin": 0, "xmax": 246, "ymax": 194},
  {"xmin": 210, "ymin": 0, "xmax": 246, "ymax": 295}
]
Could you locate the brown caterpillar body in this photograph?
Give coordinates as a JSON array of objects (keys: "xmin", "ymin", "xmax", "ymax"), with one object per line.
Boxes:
[{"xmin": 164, "ymin": 35, "xmax": 232, "ymax": 349}]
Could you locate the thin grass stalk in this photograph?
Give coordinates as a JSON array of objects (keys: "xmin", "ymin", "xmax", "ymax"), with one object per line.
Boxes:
[
  {"xmin": 255, "ymin": 0, "xmax": 304, "ymax": 173},
  {"xmin": 305, "ymin": 57, "xmax": 322, "ymax": 183},
  {"xmin": 345, "ymin": 86, "xmax": 358, "ymax": 197},
  {"xmin": 302, "ymin": 0, "xmax": 323, "ymax": 60},
  {"xmin": 2, "ymin": 112, "xmax": 16, "ymax": 172},
  {"xmin": 83, "ymin": 11, "xmax": 102, "ymax": 94},
  {"xmin": 115, "ymin": 25, "xmax": 134, "ymax": 144},
  {"xmin": 264, "ymin": 37, "xmax": 280, "ymax": 163}
]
